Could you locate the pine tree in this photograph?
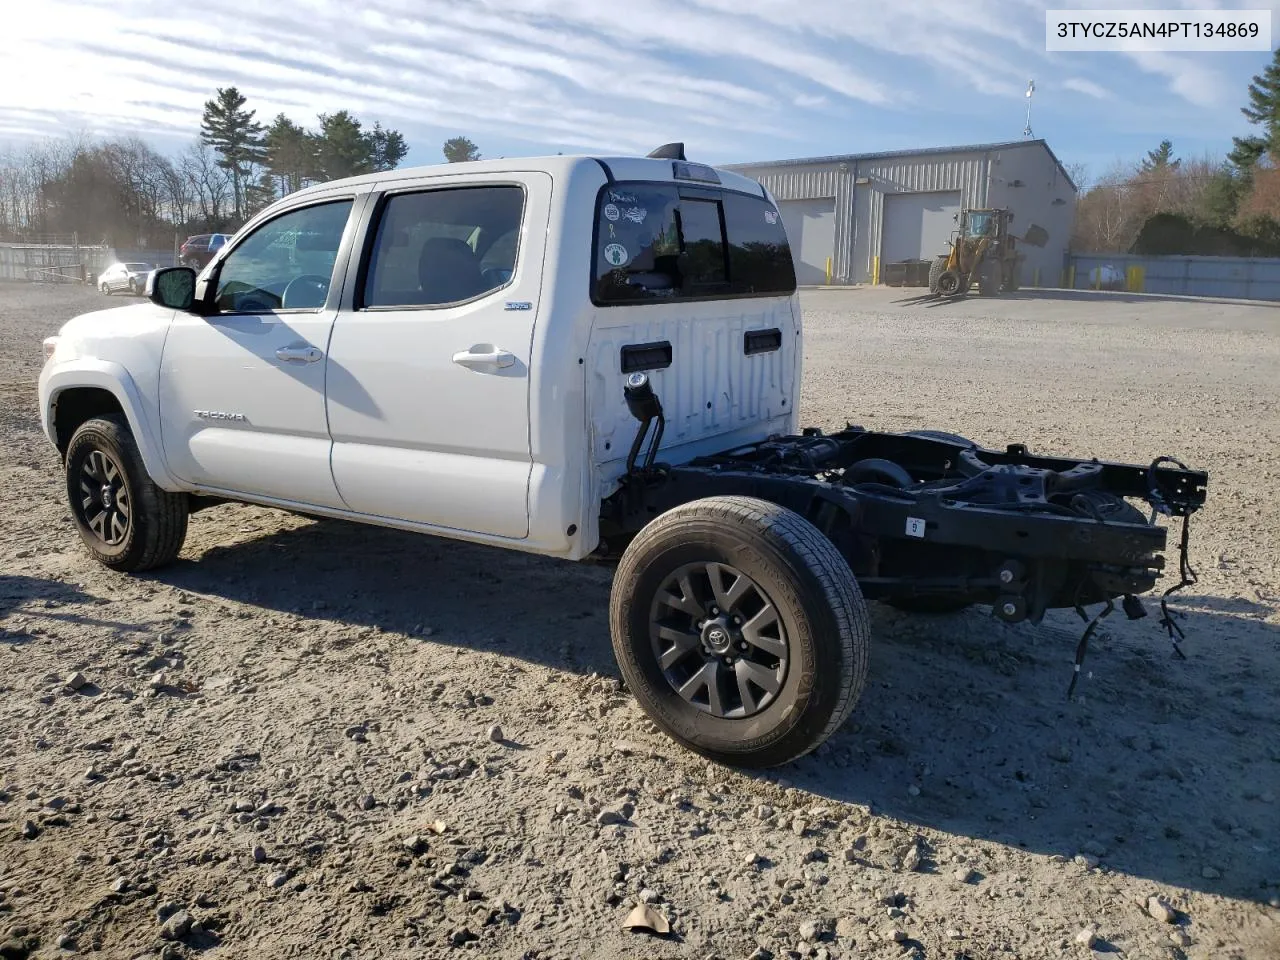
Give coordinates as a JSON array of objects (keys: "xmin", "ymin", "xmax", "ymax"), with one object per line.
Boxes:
[
  {"xmin": 1139, "ymin": 140, "xmax": 1179, "ymax": 174},
  {"xmin": 443, "ymin": 137, "xmax": 481, "ymax": 163},
  {"xmin": 263, "ymin": 114, "xmax": 313, "ymax": 197},
  {"xmin": 312, "ymin": 111, "xmax": 372, "ymax": 181},
  {"xmin": 199, "ymin": 87, "xmax": 265, "ymax": 223},
  {"xmin": 368, "ymin": 123, "xmax": 408, "ymax": 172},
  {"xmin": 1241, "ymin": 48, "xmax": 1280, "ymax": 154}
]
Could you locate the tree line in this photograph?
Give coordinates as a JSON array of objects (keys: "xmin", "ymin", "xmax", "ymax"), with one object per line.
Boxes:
[
  {"xmin": 1072, "ymin": 50, "xmax": 1280, "ymax": 256},
  {"xmin": 0, "ymin": 87, "xmax": 411, "ymax": 247}
]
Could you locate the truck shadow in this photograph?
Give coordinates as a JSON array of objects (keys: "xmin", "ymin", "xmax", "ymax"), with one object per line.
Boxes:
[
  {"xmin": 160, "ymin": 510, "xmax": 1279, "ymax": 904},
  {"xmin": 0, "ymin": 573, "xmax": 160, "ymax": 636}
]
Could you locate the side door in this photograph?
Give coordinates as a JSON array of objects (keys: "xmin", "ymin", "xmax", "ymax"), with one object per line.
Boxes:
[
  {"xmin": 326, "ymin": 174, "xmax": 550, "ymax": 538},
  {"xmin": 158, "ymin": 195, "xmax": 361, "ymax": 508}
]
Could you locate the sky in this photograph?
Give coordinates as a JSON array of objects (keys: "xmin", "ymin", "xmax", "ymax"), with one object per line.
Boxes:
[{"xmin": 1, "ymin": 0, "xmax": 1277, "ymax": 184}]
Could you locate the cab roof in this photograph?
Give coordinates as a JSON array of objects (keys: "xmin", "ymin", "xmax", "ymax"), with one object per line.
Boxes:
[{"xmin": 289, "ymin": 154, "xmax": 766, "ymax": 201}]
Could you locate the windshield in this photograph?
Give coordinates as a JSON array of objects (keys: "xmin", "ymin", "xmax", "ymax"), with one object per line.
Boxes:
[
  {"xmin": 965, "ymin": 212, "xmax": 995, "ymax": 239},
  {"xmin": 592, "ymin": 182, "xmax": 795, "ymax": 304}
]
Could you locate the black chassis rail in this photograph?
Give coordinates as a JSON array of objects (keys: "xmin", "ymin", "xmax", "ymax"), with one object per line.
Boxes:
[{"xmin": 599, "ymin": 427, "xmax": 1208, "ymax": 624}]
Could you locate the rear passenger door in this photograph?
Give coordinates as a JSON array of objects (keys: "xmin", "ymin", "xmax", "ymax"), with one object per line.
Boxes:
[{"xmin": 325, "ymin": 174, "xmax": 551, "ymax": 538}]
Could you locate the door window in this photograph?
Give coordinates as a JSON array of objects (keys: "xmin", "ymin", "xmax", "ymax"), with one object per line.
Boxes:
[
  {"xmin": 212, "ymin": 200, "xmax": 353, "ymax": 313},
  {"xmin": 362, "ymin": 186, "xmax": 524, "ymax": 309}
]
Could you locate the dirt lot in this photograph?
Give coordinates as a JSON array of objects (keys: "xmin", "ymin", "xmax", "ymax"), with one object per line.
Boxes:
[{"xmin": 2, "ymin": 283, "xmax": 1278, "ymax": 960}]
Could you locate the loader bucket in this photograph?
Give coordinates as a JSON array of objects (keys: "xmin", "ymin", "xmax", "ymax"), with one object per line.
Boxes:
[{"xmin": 1020, "ymin": 224, "xmax": 1049, "ymax": 248}]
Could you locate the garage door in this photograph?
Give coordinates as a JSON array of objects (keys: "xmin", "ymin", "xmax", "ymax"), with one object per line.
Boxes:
[
  {"xmin": 881, "ymin": 191, "xmax": 961, "ymax": 264},
  {"xmin": 778, "ymin": 198, "xmax": 835, "ymax": 285}
]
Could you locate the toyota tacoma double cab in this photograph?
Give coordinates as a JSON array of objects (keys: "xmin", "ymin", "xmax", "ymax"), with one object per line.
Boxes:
[{"xmin": 39, "ymin": 144, "xmax": 1208, "ymax": 767}]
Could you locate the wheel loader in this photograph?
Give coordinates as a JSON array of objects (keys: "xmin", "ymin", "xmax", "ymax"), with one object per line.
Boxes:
[{"xmin": 927, "ymin": 208, "xmax": 1048, "ymax": 297}]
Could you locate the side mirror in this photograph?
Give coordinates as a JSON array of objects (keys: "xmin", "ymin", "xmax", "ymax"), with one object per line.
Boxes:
[{"xmin": 148, "ymin": 267, "xmax": 197, "ymax": 310}]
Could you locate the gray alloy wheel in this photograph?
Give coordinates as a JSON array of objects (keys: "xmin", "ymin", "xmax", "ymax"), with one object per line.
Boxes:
[
  {"xmin": 649, "ymin": 561, "xmax": 789, "ymax": 719},
  {"xmin": 76, "ymin": 448, "xmax": 132, "ymax": 546}
]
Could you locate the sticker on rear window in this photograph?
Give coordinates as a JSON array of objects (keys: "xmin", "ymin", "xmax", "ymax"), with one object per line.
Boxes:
[
  {"xmin": 603, "ymin": 203, "xmax": 620, "ymax": 222},
  {"xmin": 623, "ymin": 206, "xmax": 647, "ymax": 224},
  {"xmin": 764, "ymin": 210, "xmax": 778, "ymax": 225},
  {"xmin": 905, "ymin": 517, "xmax": 926, "ymax": 538},
  {"xmin": 604, "ymin": 243, "xmax": 629, "ymax": 267},
  {"xmin": 608, "ymin": 190, "xmax": 638, "ymax": 204}
]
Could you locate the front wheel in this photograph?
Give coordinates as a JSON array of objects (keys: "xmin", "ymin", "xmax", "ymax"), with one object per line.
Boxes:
[
  {"xmin": 65, "ymin": 415, "xmax": 189, "ymax": 572},
  {"xmin": 609, "ymin": 496, "xmax": 870, "ymax": 767}
]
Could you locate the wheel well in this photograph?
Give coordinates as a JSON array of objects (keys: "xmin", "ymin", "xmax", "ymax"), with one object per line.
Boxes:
[{"xmin": 52, "ymin": 388, "xmax": 125, "ymax": 455}]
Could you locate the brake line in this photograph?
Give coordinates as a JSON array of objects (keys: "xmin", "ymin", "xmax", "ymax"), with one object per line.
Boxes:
[
  {"xmin": 1145, "ymin": 456, "xmax": 1198, "ymax": 661},
  {"xmin": 1067, "ymin": 596, "xmax": 1114, "ymax": 699},
  {"xmin": 1158, "ymin": 513, "xmax": 1196, "ymax": 660}
]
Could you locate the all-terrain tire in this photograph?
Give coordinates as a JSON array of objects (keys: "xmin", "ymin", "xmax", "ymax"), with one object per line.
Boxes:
[
  {"xmin": 609, "ymin": 496, "xmax": 870, "ymax": 767},
  {"xmin": 65, "ymin": 415, "xmax": 188, "ymax": 572},
  {"xmin": 927, "ymin": 256, "xmax": 948, "ymax": 294}
]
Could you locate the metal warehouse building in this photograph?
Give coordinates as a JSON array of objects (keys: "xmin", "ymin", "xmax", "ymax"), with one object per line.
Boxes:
[{"xmin": 726, "ymin": 139, "xmax": 1077, "ymax": 287}]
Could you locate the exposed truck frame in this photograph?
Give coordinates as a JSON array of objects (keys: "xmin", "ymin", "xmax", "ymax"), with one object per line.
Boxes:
[{"xmin": 600, "ymin": 372, "xmax": 1206, "ymax": 644}]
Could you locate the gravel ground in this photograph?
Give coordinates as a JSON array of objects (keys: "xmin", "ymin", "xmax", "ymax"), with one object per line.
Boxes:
[{"xmin": 2, "ymin": 282, "xmax": 1278, "ymax": 960}]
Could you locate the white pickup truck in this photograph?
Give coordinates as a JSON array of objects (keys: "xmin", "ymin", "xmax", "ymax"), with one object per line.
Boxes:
[{"xmin": 39, "ymin": 144, "xmax": 1207, "ymax": 766}]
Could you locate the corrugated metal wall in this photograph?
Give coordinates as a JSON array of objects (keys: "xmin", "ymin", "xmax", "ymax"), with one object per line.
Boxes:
[
  {"xmin": 856, "ymin": 154, "xmax": 988, "ymax": 282},
  {"xmin": 1069, "ymin": 253, "xmax": 1280, "ymax": 301}
]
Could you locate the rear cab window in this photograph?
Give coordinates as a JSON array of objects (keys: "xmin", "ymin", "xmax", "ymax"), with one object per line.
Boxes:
[{"xmin": 592, "ymin": 180, "xmax": 794, "ymax": 305}]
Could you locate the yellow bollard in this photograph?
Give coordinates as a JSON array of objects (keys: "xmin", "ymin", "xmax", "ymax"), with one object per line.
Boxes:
[
  {"xmin": 826, "ymin": 257, "xmax": 832, "ymax": 285},
  {"xmin": 1067, "ymin": 265, "xmax": 1075, "ymax": 289},
  {"xmin": 1125, "ymin": 266, "xmax": 1145, "ymax": 292},
  {"xmin": 872, "ymin": 256, "xmax": 880, "ymax": 285},
  {"xmin": 1033, "ymin": 267, "xmax": 1040, "ymax": 287}
]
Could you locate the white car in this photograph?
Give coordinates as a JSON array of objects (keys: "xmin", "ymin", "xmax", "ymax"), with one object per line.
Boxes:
[
  {"xmin": 38, "ymin": 145, "xmax": 1206, "ymax": 766},
  {"xmin": 98, "ymin": 262, "xmax": 152, "ymax": 296}
]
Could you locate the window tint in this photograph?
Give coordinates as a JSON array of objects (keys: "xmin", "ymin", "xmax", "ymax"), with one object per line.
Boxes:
[
  {"xmin": 363, "ymin": 186, "xmax": 524, "ymax": 308},
  {"xmin": 213, "ymin": 200, "xmax": 352, "ymax": 313},
  {"xmin": 721, "ymin": 191, "xmax": 796, "ymax": 295},
  {"xmin": 593, "ymin": 182, "xmax": 794, "ymax": 304},
  {"xmin": 679, "ymin": 199, "xmax": 727, "ymax": 285}
]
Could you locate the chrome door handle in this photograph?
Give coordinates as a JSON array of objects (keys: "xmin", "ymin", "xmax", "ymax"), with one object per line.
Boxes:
[
  {"xmin": 276, "ymin": 345, "xmax": 323, "ymax": 363},
  {"xmin": 452, "ymin": 348, "xmax": 516, "ymax": 369}
]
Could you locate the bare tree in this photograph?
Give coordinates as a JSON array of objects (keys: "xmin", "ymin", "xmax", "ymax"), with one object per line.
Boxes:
[{"xmin": 181, "ymin": 140, "xmax": 232, "ymax": 227}]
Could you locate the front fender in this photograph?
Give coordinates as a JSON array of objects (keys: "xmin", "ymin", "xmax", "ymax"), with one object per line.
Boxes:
[{"xmin": 39, "ymin": 359, "xmax": 183, "ymax": 492}]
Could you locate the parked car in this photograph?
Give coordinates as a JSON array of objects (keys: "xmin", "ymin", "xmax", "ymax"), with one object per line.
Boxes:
[
  {"xmin": 179, "ymin": 234, "xmax": 231, "ymax": 269},
  {"xmin": 38, "ymin": 146, "xmax": 1209, "ymax": 767},
  {"xmin": 97, "ymin": 262, "xmax": 152, "ymax": 296}
]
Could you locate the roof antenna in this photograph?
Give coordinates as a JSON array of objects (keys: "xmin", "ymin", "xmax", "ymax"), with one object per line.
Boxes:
[
  {"xmin": 1023, "ymin": 79, "xmax": 1035, "ymax": 139},
  {"xmin": 647, "ymin": 142, "xmax": 686, "ymax": 160}
]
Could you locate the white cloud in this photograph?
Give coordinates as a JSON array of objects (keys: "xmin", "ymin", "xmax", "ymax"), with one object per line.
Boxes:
[
  {"xmin": 1125, "ymin": 51, "xmax": 1233, "ymax": 109},
  {"xmin": 0, "ymin": 0, "xmax": 1261, "ymax": 162},
  {"xmin": 795, "ymin": 94, "xmax": 829, "ymax": 109},
  {"xmin": 1063, "ymin": 78, "xmax": 1111, "ymax": 99}
]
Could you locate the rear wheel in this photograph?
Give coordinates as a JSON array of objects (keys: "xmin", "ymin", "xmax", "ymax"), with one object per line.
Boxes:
[
  {"xmin": 65, "ymin": 415, "xmax": 188, "ymax": 572},
  {"xmin": 100, "ymin": 282, "xmax": 111, "ymax": 295},
  {"xmin": 610, "ymin": 496, "xmax": 870, "ymax": 767}
]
